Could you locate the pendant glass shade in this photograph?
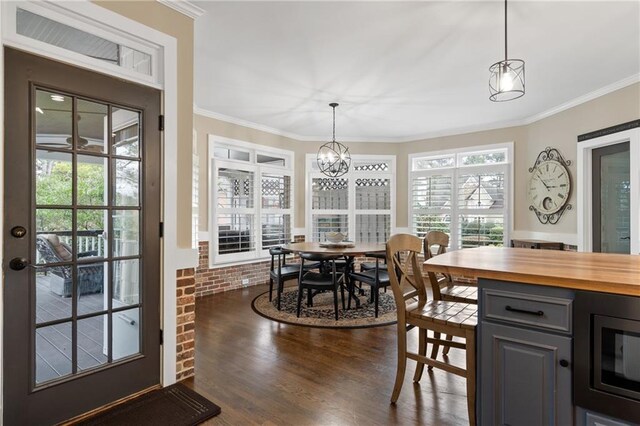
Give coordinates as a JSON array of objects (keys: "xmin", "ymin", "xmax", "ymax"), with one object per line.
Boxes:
[
  {"xmin": 317, "ymin": 103, "xmax": 351, "ymax": 178},
  {"xmin": 489, "ymin": 59, "xmax": 525, "ymax": 102}
]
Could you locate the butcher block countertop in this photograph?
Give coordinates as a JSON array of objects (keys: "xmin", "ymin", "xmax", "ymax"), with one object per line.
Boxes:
[{"xmin": 423, "ymin": 247, "xmax": 640, "ymax": 296}]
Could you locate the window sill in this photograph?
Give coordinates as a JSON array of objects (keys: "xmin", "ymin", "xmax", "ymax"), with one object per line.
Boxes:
[{"xmin": 208, "ymin": 256, "xmax": 272, "ymax": 270}]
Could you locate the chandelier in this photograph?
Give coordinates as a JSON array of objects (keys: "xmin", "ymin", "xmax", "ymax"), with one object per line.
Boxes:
[
  {"xmin": 317, "ymin": 103, "xmax": 351, "ymax": 178},
  {"xmin": 489, "ymin": 0, "xmax": 525, "ymax": 102}
]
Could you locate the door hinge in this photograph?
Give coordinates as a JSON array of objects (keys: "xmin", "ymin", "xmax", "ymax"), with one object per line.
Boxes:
[
  {"xmin": 160, "ymin": 329, "xmax": 164, "ymax": 345},
  {"xmin": 159, "ymin": 222, "xmax": 164, "ymax": 238},
  {"xmin": 159, "ymin": 115, "xmax": 165, "ymax": 131}
]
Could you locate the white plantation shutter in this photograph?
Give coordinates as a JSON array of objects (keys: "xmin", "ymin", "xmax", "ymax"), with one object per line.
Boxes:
[
  {"xmin": 457, "ymin": 170, "xmax": 506, "ymax": 248},
  {"xmin": 307, "ymin": 156, "xmax": 395, "ymax": 243},
  {"xmin": 411, "ymin": 173, "xmax": 453, "ymax": 237},
  {"xmin": 355, "ymin": 175, "xmax": 392, "ymax": 243},
  {"xmin": 410, "ymin": 147, "xmax": 510, "ymax": 249},
  {"xmin": 214, "ymin": 163, "xmax": 256, "ymax": 260},
  {"xmin": 260, "ymin": 171, "xmax": 292, "ymax": 252},
  {"xmin": 311, "ymin": 177, "xmax": 349, "ymax": 242},
  {"xmin": 210, "ymin": 138, "xmax": 294, "ymax": 265}
]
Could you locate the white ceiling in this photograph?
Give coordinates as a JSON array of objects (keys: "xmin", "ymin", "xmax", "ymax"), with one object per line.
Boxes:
[{"xmin": 193, "ymin": 1, "xmax": 640, "ymax": 142}]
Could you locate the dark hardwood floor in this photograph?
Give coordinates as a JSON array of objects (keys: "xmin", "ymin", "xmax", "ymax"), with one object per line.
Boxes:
[{"xmin": 185, "ymin": 284, "xmax": 470, "ymax": 425}]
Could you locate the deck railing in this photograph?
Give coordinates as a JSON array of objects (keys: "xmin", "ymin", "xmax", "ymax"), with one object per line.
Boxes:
[{"xmin": 38, "ymin": 230, "xmax": 106, "ymax": 256}]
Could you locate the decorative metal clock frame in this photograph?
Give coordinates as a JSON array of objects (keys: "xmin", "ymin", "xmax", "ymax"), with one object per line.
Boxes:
[{"xmin": 528, "ymin": 147, "xmax": 572, "ymax": 224}]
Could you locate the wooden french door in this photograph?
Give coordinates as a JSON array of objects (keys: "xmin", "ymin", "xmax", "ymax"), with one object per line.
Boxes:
[{"xmin": 3, "ymin": 48, "xmax": 161, "ymax": 425}]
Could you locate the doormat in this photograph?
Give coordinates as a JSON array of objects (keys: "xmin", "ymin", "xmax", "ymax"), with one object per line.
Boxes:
[{"xmin": 76, "ymin": 383, "xmax": 221, "ymax": 426}]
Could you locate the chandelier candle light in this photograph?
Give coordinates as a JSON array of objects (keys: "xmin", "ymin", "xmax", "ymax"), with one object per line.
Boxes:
[
  {"xmin": 489, "ymin": 0, "xmax": 525, "ymax": 102},
  {"xmin": 317, "ymin": 102, "xmax": 351, "ymax": 178}
]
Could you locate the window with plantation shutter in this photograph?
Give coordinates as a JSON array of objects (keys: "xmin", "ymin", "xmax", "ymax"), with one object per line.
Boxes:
[
  {"xmin": 209, "ymin": 136, "xmax": 293, "ymax": 265},
  {"xmin": 410, "ymin": 145, "xmax": 511, "ymax": 249},
  {"xmin": 307, "ymin": 156, "xmax": 395, "ymax": 243}
]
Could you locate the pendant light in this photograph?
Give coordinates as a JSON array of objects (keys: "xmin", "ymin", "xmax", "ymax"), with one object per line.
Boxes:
[
  {"xmin": 489, "ymin": 0, "xmax": 525, "ymax": 102},
  {"xmin": 317, "ymin": 103, "xmax": 351, "ymax": 178}
]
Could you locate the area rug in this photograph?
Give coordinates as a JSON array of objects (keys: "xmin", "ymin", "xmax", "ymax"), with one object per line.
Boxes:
[
  {"xmin": 252, "ymin": 286, "xmax": 397, "ymax": 329},
  {"xmin": 77, "ymin": 383, "xmax": 221, "ymax": 426}
]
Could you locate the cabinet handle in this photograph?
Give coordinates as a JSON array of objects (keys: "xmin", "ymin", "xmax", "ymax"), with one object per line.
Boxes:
[
  {"xmin": 559, "ymin": 359, "xmax": 570, "ymax": 368},
  {"xmin": 505, "ymin": 305, "xmax": 544, "ymax": 317}
]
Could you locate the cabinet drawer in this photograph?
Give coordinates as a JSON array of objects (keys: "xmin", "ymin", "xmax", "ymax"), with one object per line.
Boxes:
[{"xmin": 482, "ymin": 289, "xmax": 573, "ymax": 333}]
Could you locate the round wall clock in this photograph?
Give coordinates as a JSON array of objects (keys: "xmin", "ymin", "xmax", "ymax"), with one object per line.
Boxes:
[{"xmin": 528, "ymin": 147, "xmax": 572, "ymax": 224}]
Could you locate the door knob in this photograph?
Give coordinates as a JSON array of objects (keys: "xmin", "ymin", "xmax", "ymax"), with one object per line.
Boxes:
[{"xmin": 9, "ymin": 257, "xmax": 29, "ymax": 271}]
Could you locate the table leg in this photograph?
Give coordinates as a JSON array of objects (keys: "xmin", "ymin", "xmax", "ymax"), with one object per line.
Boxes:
[{"xmin": 344, "ymin": 256, "xmax": 361, "ymax": 309}]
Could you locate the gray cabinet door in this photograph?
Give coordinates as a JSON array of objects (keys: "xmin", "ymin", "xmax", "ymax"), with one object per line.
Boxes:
[{"xmin": 481, "ymin": 322, "xmax": 572, "ymax": 426}]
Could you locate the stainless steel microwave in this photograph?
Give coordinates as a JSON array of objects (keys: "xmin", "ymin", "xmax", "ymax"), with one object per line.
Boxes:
[{"xmin": 575, "ymin": 291, "xmax": 640, "ymax": 424}]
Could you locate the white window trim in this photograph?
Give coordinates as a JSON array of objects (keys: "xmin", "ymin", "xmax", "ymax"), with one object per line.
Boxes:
[
  {"xmin": 305, "ymin": 154, "xmax": 397, "ymax": 243},
  {"xmin": 208, "ymin": 135, "xmax": 294, "ymax": 267},
  {"xmin": 0, "ymin": 0, "xmax": 185, "ymax": 404},
  {"xmin": 408, "ymin": 142, "xmax": 514, "ymax": 249},
  {"xmin": 577, "ymin": 128, "xmax": 640, "ymax": 254},
  {"xmin": 2, "ymin": 1, "xmax": 162, "ymax": 88}
]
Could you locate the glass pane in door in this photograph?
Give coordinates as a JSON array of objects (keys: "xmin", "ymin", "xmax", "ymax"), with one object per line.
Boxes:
[
  {"xmin": 77, "ymin": 99, "xmax": 108, "ymax": 154},
  {"xmin": 35, "ymin": 322, "xmax": 73, "ymax": 384},
  {"xmin": 594, "ymin": 143, "xmax": 630, "ymax": 253},
  {"xmin": 35, "ymin": 89, "xmax": 72, "ymax": 150},
  {"xmin": 32, "ymin": 90, "xmax": 146, "ymax": 387}
]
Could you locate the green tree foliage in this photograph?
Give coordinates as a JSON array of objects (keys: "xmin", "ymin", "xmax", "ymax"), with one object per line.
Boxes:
[{"xmin": 36, "ymin": 159, "xmax": 105, "ymax": 232}]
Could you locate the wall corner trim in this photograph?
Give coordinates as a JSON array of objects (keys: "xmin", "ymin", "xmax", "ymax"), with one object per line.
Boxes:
[{"xmin": 156, "ymin": 0, "xmax": 205, "ymax": 20}]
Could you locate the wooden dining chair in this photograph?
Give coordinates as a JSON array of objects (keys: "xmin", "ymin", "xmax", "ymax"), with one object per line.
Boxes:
[
  {"xmin": 424, "ymin": 231, "xmax": 478, "ymax": 356},
  {"xmin": 424, "ymin": 231, "xmax": 478, "ymax": 304},
  {"xmin": 297, "ymin": 252, "xmax": 345, "ymax": 321},
  {"xmin": 387, "ymin": 234, "xmax": 477, "ymax": 425}
]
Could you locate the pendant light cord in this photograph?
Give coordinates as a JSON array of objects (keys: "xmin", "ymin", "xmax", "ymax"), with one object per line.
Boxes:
[
  {"xmin": 332, "ymin": 104, "xmax": 336, "ymax": 142},
  {"xmin": 504, "ymin": 0, "xmax": 508, "ymax": 62}
]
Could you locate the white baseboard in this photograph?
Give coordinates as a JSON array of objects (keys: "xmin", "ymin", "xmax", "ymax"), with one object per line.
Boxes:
[{"xmin": 510, "ymin": 230, "xmax": 578, "ymax": 246}]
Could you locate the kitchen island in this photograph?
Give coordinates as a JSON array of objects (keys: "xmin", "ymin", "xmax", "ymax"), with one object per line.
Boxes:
[{"xmin": 423, "ymin": 247, "xmax": 640, "ymax": 426}]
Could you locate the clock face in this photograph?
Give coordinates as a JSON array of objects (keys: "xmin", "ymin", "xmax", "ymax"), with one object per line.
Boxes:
[{"xmin": 528, "ymin": 159, "xmax": 571, "ymax": 214}]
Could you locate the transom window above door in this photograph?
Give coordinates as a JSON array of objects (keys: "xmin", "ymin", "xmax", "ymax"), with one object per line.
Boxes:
[{"xmin": 209, "ymin": 137, "xmax": 294, "ymax": 265}]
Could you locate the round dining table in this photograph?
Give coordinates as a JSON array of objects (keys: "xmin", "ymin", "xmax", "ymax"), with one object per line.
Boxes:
[
  {"xmin": 282, "ymin": 241, "xmax": 385, "ymax": 256},
  {"xmin": 282, "ymin": 241, "xmax": 386, "ymax": 309}
]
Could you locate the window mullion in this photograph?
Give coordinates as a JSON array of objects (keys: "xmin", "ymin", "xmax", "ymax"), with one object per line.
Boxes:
[
  {"xmin": 451, "ymin": 169, "xmax": 460, "ymax": 250},
  {"xmin": 255, "ymin": 166, "xmax": 261, "ymax": 257}
]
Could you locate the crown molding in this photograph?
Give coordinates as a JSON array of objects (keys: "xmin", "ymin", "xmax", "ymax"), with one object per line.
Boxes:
[
  {"xmin": 156, "ymin": 0, "xmax": 205, "ymax": 20},
  {"xmin": 522, "ymin": 73, "xmax": 640, "ymax": 125},
  {"xmin": 194, "ymin": 74, "xmax": 640, "ymax": 144},
  {"xmin": 193, "ymin": 106, "xmax": 307, "ymax": 141}
]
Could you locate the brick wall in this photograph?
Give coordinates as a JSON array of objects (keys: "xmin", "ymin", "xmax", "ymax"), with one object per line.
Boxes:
[
  {"xmin": 194, "ymin": 235, "xmax": 392, "ymax": 298},
  {"xmin": 195, "ymin": 235, "xmax": 307, "ymax": 297},
  {"xmin": 176, "ymin": 268, "xmax": 196, "ymax": 380},
  {"xmin": 195, "ymin": 242, "xmax": 270, "ymax": 297}
]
